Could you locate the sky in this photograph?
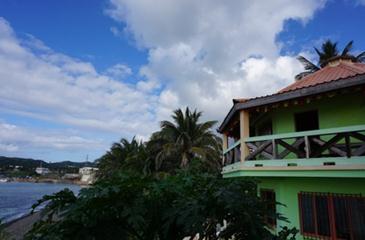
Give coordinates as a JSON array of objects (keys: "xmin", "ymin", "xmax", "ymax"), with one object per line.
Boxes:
[{"xmin": 0, "ymin": 0, "xmax": 365, "ymax": 162}]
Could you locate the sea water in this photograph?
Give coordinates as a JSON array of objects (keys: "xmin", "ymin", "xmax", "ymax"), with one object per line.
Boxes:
[{"xmin": 0, "ymin": 182, "xmax": 80, "ymax": 223}]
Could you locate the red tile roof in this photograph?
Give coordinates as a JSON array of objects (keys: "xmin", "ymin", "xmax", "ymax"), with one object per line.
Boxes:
[{"xmin": 278, "ymin": 61, "xmax": 365, "ymax": 94}]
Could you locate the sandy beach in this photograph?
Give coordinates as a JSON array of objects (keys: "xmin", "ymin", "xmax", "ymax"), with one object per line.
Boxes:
[{"xmin": 4, "ymin": 212, "xmax": 41, "ymax": 240}]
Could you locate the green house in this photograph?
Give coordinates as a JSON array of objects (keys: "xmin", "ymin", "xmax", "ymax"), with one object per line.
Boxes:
[{"xmin": 218, "ymin": 58, "xmax": 365, "ymax": 240}]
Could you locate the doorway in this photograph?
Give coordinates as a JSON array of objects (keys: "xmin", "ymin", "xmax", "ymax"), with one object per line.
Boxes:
[{"xmin": 294, "ymin": 110, "xmax": 319, "ymax": 132}]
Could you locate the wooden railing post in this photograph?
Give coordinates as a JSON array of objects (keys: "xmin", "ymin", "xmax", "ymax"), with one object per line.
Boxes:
[
  {"xmin": 304, "ymin": 136, "xmax": 310, "ymax": 159},
  {"xmin": 240, "ymin": 110, "xmax": 250, "ymax": 162},
  {"xmin": 344, "ymin": 134, "xmax": 351, "ymax": 158},
  {"xmin": 272, "ymin": 139, "xmax": 277, "ymax": 159}
]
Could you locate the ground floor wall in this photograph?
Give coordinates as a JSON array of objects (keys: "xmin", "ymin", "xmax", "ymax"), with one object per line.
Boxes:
[{"xmin": 258, "ymin": 177, "xmax": 365, "ymax": 240}]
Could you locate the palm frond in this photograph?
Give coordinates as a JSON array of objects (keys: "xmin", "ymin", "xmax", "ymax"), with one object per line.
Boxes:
[
  {"xmin": 314, "ymin": 47, "xmax": 322, "ymax": 58},
  {"xmin": 295, "ymin": 71, "xmax": 312, "ymax": 81},
  {"xmin": 356, "ymin": 51, "xmax": 365, "ymax": 62},
  {"xmin": 297, "ymin": 56, "xmax": 320, "ymax": 72},
  {"xmin": 341, "ymin": 40, "xmax": 353, "ymax": 56}
]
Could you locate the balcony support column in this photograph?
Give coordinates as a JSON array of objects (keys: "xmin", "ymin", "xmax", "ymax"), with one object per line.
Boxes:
[
  {"xmin": 240, "ymin": 110, "xmax": 250, "ymax": 162},
  {"xmin": 222, "ymin": 133, "xmax": 228, "ymax": 152}
]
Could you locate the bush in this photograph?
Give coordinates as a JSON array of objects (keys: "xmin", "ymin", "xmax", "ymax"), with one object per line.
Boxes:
[{"xmin": 26, "ymin": 171, "xmax": 293, "ymax": 240}]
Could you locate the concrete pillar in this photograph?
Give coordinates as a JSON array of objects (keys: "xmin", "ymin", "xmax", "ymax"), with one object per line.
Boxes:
[
  {"xmin": 240, "ymin": 110, "xmax": 250, "ymax": 162},
  {"xmin": 222, "ymin": 133, "xmax": 228, "ymax": 152}
]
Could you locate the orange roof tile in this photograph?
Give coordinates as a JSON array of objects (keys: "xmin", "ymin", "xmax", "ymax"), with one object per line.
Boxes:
[{"xmin": 278, "ymin": 61, "xmax": 365, "ymax": 93}]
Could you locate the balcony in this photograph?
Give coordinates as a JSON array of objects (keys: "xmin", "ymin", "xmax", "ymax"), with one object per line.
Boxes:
[{"xmin": 222, "ymin": 125, "xmax": 365, "ymax": 177}]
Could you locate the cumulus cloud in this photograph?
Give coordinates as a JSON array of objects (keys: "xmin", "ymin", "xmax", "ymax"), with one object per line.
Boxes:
[
  {"xmin": 0, "ymin": 121, "xmax": 104, "ymax": 151},
  {"xmin": 0, "ymin": 17, "xmax": 159, "ymax": 140},
  {"xmin": 107, "ymin": 0, "xmax": 326, "ymax": 121},
  {"xmin": 105, "ymin": 63, "xmax": 132, "ymax": 79},
  {"xmin": 0, "ymin": 143, "xmax": 19, "ymax": 152},
  {"xmin": 0, "ymin": 1, "xmax": 327, "ymax": 160}
]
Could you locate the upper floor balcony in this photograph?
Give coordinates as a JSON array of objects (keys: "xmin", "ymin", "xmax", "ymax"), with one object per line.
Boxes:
[
  {"xmin": 218, "ymin": 61, "xmax": 365, "ymax": 178},
  {"xmin": 222, "ymin": 124, "xmax": 365, "ymax": 178}
]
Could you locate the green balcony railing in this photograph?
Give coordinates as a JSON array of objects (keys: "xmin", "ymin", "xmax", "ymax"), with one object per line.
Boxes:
[
  {"xmin": 223, "ymin": 125, "xmax": 365, "ymax": 166},
  {"xmin": 223, "ymin": 140, "xmax": 241, "ymax": 166}
]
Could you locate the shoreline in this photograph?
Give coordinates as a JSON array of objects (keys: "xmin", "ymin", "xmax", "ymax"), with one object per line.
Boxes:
[
  {"xmin": 4, "ymin": 211, "xmax": 42, "ymax": 240},
  {"xmin": 4, "ymin": 211, "xmax": 37, "ymax": 227},
  {"xmin": 2, "ymin": 178, "xmax": 89, "ymax": 186}
]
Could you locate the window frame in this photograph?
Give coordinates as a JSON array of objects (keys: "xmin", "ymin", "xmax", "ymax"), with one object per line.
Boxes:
[
  {"xmin": 294, "ymin": 109, "xmax": 319, "ymax": 132},
  {"xmin": 260, "ymin": 188, "xmax": 277, "ymax": 228},
  {"xmin": 298, "ymin": 192, "xmax": 365, "ymax": 240}
]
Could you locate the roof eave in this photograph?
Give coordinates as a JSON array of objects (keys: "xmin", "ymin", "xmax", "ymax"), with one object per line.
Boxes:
[{"xmin": 217, "ymin": 74, "xmax": 365, "ymax": 133}]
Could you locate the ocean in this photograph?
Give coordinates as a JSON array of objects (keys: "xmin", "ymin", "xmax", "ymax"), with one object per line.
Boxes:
[{"xmin": 0, "ymin": 182, "xmax": 80, "ymax": 223}]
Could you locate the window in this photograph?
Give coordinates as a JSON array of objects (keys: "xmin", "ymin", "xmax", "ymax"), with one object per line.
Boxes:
[
  {"xmin": 257, "ymin": 119, "xmax": 273, "ymax": 136},
  {"xmin": 261, "ymin": 189, "xmax": 276, "ymax": 227},
  {"xmin": 294, "ymin": 110, "xmax": 319, "ymax": 132},
  {"xmin": 298, "ymin": 192, "xmax": 365, "ymax": 239}
]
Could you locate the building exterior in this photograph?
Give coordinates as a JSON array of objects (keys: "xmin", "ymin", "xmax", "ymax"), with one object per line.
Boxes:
[
  {"xmin": 79, "ymin": 167, "xmax": 98, "ymax": 184},
  {"xmin": 35, "ymin": 167, "xmax": 50, "ymax": 175},
  {"xmin": 218, "ymin": 58, "xmax": 365, "ymax": 240},
  {"xmin": 63, "ymin": 173, "xmax": 80, "ymax": 180}
]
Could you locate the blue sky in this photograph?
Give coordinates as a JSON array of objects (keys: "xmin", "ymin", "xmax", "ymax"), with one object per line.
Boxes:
[{"xmin": 0, "ymin": 0, "xmax": 364, "ymax": 162}]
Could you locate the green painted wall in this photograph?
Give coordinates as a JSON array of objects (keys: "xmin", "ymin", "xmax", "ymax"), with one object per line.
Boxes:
[
  {"xmin": 259, "ymin": 177, "xmax": 365, "ymax": 240},
  {"xmin": 270, "ymin": 91, "xmax": 365, "ymax": 134}
]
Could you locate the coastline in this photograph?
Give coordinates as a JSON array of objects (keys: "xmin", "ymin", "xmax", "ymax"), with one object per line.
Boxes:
[
  {"xmin": 0, "ymin": 181, "xmax": 82, "ymax": 227},
  {"xmin": 4, "ymin": 211, "xmax": 39, "ymax": 227},
  {"xmin": 4, "ymin": 211, "xmax": 42, "ymax": 240},
  {"xmin": 2, "ymin": 178, "xmax": 89, "ymax": 186}
]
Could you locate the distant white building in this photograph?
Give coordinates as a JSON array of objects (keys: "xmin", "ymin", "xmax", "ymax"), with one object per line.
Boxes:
[
  {"xmin": 35, "ymin": 167, "xmax": 50, "ymax": 175},
  {"xmin": 63, "ymin": 173, "xmax": 80, "ymax": 180},
  {"xmin": 79, "ymin": 167, "xmax": 98, "ymax": 184}
]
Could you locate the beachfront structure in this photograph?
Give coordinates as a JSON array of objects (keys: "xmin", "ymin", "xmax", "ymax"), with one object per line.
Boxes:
[
  {"xmin": 35, "ymin": 167, "xmax": 50, "ymax": 175},
  {"xmin": 79, "ymin": 167, "xmax": 98, "ymax": 184},
  {"xmin": 63, "ymin": 173, "xmax": 80, "ymax": 180},
  {"xmin": 218, "ymin": 58, "xmax": 365, "ymax": 239}
]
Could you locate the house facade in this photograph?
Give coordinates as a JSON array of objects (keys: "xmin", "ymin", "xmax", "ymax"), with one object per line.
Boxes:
[
  {"xmin": 218, "ymin": 59, "xmax": 365, "ymax": 240},
  {"xmin": 79, "ymin": 167, "xmax": 98, "ymax": 184},
  {"xmin": 35, "ymin": 167, "xmax": 50, "ymax": 175}
]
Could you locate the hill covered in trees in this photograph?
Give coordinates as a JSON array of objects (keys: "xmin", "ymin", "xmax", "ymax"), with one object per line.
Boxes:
[{"xmin": 0, "ymin": 156, "xmax": 95, "ymax": 177}]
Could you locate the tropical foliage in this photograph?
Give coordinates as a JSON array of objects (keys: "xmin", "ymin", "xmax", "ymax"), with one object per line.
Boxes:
[
  {"xmin": 155, "ymin": 108, "xmax": 222, "ymax": 170},
  {"xmin": 97, "ymin": 137, "xmax": 150, "ymax": 178},
  {"xmin": 296, "ymin": 40, "xmax": 365, "ymax": 80},
  {"xmin": 25, "ymin": 108, "xmax": 298, "ymax": 240},
  {"xmin": 97, "ymin": 107, "xmax": 222, "ymax": 177},
  {"xmin": 25, "ymin": 171, "xmax": 296, "ymax": 240}
]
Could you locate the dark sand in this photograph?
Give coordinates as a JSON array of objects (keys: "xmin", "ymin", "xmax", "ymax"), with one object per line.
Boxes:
[{"xmin": 4, "ymin": 212, "xmax": 41, "ymax": 240}]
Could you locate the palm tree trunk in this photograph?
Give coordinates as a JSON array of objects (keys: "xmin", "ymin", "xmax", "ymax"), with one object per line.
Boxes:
[{"xmin": 180, "ymin": 153, "xmax": 189, "ymax": 168}]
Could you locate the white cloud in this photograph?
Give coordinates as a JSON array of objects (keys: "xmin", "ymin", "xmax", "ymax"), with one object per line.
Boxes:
[
  {"xmin": 0, "ymin": 143, "xmax": 19, "ymax": 152},
  {"xmin": 110, "ymin": 26, "xmax": 124, "ymax": 38},
  {"xmin": 107, "ymin": 0, "xmax": 326, "ymax": 121},
  {"xmin": 0, "ymin": 0, "xmax": 327, "ymax": 160},
  {"xmin": 0, "ymin": 17, "xmax": 159, "ymax": 140},
  {"xmin": 105, "ymin": 63, "xmax": 132, "ymax": 79},
  {"xmin": 0, "ymin": 121, "xmax": 104, "ymax": 152}
]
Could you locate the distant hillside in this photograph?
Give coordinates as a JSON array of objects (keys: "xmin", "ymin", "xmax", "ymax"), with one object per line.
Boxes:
[{"xmin": 0, "ymin": 156, "xmax": 95, "ymax": 171}]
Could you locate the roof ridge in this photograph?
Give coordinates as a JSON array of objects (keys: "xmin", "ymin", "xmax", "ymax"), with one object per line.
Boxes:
[
  {"xmin": 277, "ymin": 62, "xmax": 365, "ymax": 94},
  {"xmin": 338, "ymin": 62, "xmax": 365, "ymax": 74}
]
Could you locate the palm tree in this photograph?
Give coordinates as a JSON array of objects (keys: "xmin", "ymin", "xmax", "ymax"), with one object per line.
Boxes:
[
  {"xmin": 96, "ymin": 137, "xmax": 150, "ymax": 178},
  {"xmin": 296, "ymin": 40, "xmax": 365, "ymax": 80},
  {"xmin": 154, "ymin": 107, "xmax": 222, "ymax": 170}
]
